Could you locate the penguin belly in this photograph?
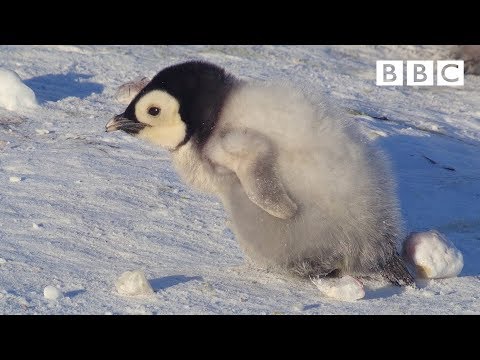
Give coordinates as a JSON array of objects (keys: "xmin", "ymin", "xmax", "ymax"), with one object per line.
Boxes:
[{"xmin": 220, "ymin": 180, "xmax": 302, "ymax": 269}]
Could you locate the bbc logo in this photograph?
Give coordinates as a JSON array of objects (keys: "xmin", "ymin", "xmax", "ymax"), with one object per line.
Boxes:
[{"xmin": 376, "ymin": 61, "xmax": 464, "ymax": 86}]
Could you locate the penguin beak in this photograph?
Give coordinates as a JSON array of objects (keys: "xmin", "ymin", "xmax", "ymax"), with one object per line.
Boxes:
[
  {"xmin": 105, "ymin": 114, "xmax": 127, "ymax": 132},
  {"xmin": 105, "ymin": 114, "xmax": 150, "ymax": 134}
]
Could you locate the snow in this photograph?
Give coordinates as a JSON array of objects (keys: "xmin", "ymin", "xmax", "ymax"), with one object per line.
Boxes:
[
  {"xmin": 312, "ymin": 276, "xmax": 366, "ymax": 302},
  {"xmin": 43, "ymin": 286, "xmax": 63, "ymax": 300},
  {"xmin": 0, "ymin": 68, "xmax": 38, "ymax": 111},
  {"xmin": 404, "ymin": 230, "xmax": 464, "ymax": 279},
  {"xmin": 115, "ymin": 270, "xmax": 154, "ymax": 296},
  {"xmin": 0, "ymin": 45, "xmax": 479, "ymax": 314}
]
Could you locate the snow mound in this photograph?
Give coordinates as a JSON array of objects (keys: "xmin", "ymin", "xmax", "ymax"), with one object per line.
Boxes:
[
  {"xmin": 43, "ymin": 285, "xmax": 63, "ymax": 300},
  {"xmin": 115, "ymin": 270, "xmax": 154, "ymax": 296},
  {"xmin": 115, "ymin": 77, "xmax": 150, "ymax": 104},
  {"xmin": 403, "ymin": 230, "xmax": 464, "ymax": 279},
  {"xmin": 0, "ymin": 68, "xmax": 38, "ymax": 111},
  {"xmin": 312, "ymin": 275, "xmax": 365, "ymax": 301}
]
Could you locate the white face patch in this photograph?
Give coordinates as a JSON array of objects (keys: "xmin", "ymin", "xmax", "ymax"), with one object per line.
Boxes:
[{"xmin": 134, "ymin": 90, "xmax": 187, "ymax": 149}]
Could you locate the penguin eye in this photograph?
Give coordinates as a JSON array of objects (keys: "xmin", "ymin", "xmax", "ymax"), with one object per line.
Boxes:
[{"xmin": 148, "ymin": 107, "xmax": 160, "ymax": 116}]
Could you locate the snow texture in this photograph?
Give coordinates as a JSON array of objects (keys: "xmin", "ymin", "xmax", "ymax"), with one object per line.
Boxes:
[
  {"xmin": 312, "ymin": 276, "xmax": 366, "ymax": 302},
  {"xmin": 0, "ymin": 45, "xmax": 479, "ymax": 314},
  {"xmin": 404, "ymin": 230, "xmax": 464, "ymax": 279},
  {"xmin": 115, "ymin": 270, "xmax": 154, "ymax": 296},
  {"xmin": 0, "ymin": 68, "xmax": 38, "ymax": 111}
]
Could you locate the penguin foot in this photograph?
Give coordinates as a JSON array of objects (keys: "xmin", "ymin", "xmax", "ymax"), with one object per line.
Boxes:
[
  {"xmin": 115, "ymin": 77, "xmax": 150, "ymax": 104},
  {"xmin": 380, "ymin": 254, "xmax": 415, "ymax": 287}
]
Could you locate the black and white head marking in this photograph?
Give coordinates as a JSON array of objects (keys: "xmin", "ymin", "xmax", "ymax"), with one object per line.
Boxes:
[{"xmin": 106, "ymin": 61, "xmax": 238, "ymax": 150}]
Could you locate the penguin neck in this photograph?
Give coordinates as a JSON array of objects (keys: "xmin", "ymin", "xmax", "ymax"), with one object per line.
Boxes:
[{"xmin": 180, "ymin": 77, "xmax": 239, "ymax": 148}]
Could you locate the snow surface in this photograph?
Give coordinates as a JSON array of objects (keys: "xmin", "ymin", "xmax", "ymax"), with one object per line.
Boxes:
[
  {"xmin": 0, "ymin": 45, "xmax": 479, "ymax": 314},
  {"xmin": 312, "ymin": 276, "xmax": 366, "ymax": 302},
  {"xmin": 0, "ymin": 68, "xmax": 38, "ymax": 111},
  {"xmin": 404, "ymin": 230, "xmax": 464, "ymax": 279}
]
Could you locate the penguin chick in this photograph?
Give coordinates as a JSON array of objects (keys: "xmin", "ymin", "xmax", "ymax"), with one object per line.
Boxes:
[
  {"xmin": 452, "ymin": 45, "xmax": 480, "ymax": 75},
  {"xmin": 115, "ymin": 76, "xmax": 151, "ymax": 104},
  {"xmin": 106, "ymin": 61, "xmax": 414, "ymax": 286}
]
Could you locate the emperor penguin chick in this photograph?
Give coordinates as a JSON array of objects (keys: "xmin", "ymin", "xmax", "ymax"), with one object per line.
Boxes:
[{"xmin": 106, "ymin": 61, "xmax": 414, "ymax": 287}]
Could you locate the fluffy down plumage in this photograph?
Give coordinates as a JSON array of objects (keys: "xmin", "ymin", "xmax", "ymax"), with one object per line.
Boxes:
[
  {"xmin": 107, "ymin": 61, "xmax": 414, "ymax": 286},
  {"xmin": 171, "ymin": 81, "xmax": 413, "ymax": 285}
]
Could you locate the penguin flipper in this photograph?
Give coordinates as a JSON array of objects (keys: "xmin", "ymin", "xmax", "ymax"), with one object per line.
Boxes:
[
  {"xmin": 237, "ymin": 155, "xmax": 298, "ymax": 219},
  {"xmin": 213, "ymin": 130, "xmax": 298, "ymax": 219}
]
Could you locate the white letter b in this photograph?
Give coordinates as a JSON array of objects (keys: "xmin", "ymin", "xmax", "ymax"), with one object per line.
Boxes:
[{"xmin": 376, "ymin": 61, "xmax": 403, "ymax": 86}]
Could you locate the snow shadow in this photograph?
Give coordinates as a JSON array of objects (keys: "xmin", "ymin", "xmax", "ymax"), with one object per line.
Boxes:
[
  {"xmin": 302, "ymin": 303, "xmax": 320, "ymax": 311},
  {"xmin": 64, "ymin": 289, "xmax": 86, "ymax": 298},
  {"xmin": 149, "ymin": 275, "xmax": 202, "ymax": 291},
  {"xmin": 363, "ymin": 286, "xmax": 404, "ymax": 300},
  {"xmin": 24, "ymin": 73, "xmax": 104, "ymax": 103},
  {"xmin": 374, "ymin": 128, "xmax": 480, "ymax": 277}
]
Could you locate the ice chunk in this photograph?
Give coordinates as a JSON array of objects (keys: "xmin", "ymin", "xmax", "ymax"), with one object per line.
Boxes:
[
  {"xmin": 44, "ymin": 285, "xmax": 63, "ymax": 300},
  {"xmin": 115, "ymin": 270, "xmax": 154, "ymax": 296},
  {"xmin": 403, "ymin": 230, "xmax": 463, "ymax": 279},
  {"xmin": 35, "ymin": 129, "xmax": 50, "ymax": 135},
  {"xmin": 0, "ymin": 68, "xmax": 38, "ymax": 111},
  {"xmin": 9, "ymin": 176, "xmax": 23, "ymax": 183}
]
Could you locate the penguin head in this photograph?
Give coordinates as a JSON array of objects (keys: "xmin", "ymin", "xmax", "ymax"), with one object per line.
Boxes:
[{"xmin": 106, "ymin": 61, "xmax": 237, "ymax": 150}]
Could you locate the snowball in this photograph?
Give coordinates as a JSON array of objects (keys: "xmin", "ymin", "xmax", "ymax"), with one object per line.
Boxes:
[
  {"xmin": 32, "ymin": 223, "xmax": 43, "ymax": 229},
  {"xmin": 17, "ymin": 297, "xmax": 29, "ymax": 307},
  {"xmin": 115, "ymin": 77, "xmax": 150, "ymax": 104},
  {"xmin": 35, "ymin": 129, "xmax": 50, "ymax": 135},
  {"xmin": 0, "ymin": 258, "xmax": 7, "ymax": 265},
  {"xmin": 9, "ymin": 176, "xmax": 23, "ymax": 183},
  {"xmin": 44, "ymin": 285, "xmax": 63, "ymax": 300},
  {"xmin": 115, "ymin": 270, "xmax": 154, "ymax": 296},
  {"xmin": 0, "ymin": 68, "xmax": 38, "ymax": 111},
  {"xmin": 403, "ymin": 230, "xmax": 463, "ymax": 279},
  {"xmin": 312, "ymin": 275, "xmax": 365, "ymax": 301},
  {"xmin": 291, "ymin": 303, "xmax": 304, "ymax": 312}
]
